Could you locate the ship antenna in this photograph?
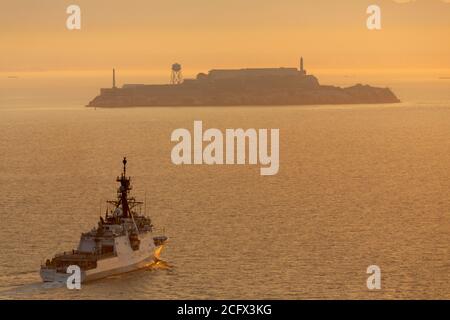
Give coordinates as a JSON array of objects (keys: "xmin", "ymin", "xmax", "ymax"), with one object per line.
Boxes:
[{"xmin": 123, "ymin": 157, "xmax": 127, "ymax": 176}]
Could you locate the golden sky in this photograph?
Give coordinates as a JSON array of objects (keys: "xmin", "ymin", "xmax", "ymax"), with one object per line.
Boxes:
[{"xmin": 1, "ymin": 0, "xmax": 449, "ymax": 78}]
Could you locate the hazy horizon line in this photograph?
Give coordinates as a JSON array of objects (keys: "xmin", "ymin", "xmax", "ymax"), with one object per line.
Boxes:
[{"xmin": 2, "ymin": 67, "xmax": 449, "ymax": 76}]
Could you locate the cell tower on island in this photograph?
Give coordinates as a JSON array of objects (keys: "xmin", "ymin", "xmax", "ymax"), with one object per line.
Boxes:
[{"xmin": 170, "ymin": 63, "xmax": 183, "ymax": 84}]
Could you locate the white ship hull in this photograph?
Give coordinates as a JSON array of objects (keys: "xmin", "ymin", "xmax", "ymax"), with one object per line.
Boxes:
[{"xmin": 40, "ymin": 233, "xmax": 160, "ymax": 283}]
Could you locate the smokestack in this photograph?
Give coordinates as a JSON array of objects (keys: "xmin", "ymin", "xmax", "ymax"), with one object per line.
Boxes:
[{"xmin": 113, "ymin": 68, "xmax": 116, "ymax": 88}]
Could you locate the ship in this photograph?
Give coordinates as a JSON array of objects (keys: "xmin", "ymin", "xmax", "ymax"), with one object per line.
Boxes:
[
  {"xmin": 87, "ymin": 57, "xmax": 400, "ymax": 107},
  {"xmin": 40, "ymin": 158, "xmax": 168, "ymax": 283}
]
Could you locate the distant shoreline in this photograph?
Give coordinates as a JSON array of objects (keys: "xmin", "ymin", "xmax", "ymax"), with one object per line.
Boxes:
[
  {"xmin": 87, "ymin": 63, "xmax": 400, "ymax": 108},
  {"xmin": 86, "ymin": 101, "xmax": 402, "ymax": 109}
]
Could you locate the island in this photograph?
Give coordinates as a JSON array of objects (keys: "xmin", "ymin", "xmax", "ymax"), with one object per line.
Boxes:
[{"xmin": 87, "ymin": 58, "xmax": 400, "ymax": 107}]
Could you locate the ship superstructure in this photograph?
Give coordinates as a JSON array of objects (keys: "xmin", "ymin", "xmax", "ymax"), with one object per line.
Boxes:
[{"xmin": 40, "ymin": 158, "xmax": 167, "ymax": 283}]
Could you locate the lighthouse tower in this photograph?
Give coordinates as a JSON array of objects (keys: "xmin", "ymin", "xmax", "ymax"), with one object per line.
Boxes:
[{"xmin": 299, "ymin": 57, "xmax": 306, "ymax": 75}]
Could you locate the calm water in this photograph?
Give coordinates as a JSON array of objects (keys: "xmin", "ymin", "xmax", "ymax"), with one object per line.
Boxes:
[{"xmin": 1, "ymin": 89, "xmax": 450, "ymax": 299}]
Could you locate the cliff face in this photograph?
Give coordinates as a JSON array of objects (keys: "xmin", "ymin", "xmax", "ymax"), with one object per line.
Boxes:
[{"xmin": 87, "ymin": 72, "xmax": 400, "ymax": 107}]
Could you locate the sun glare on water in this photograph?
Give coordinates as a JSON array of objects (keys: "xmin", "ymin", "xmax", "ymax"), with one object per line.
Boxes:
[{"xmin": 144, "ymin": 245, "xmax": 171, "ymax": 270}]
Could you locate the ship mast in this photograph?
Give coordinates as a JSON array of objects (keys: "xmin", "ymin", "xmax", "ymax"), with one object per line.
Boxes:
[
  {"xmin": 117, "ymin": 157, "xmax": 131, "ymax": 218},
  {"xmin": 106, "ymin": 157, "xmax": 143, "ymax": 220}
]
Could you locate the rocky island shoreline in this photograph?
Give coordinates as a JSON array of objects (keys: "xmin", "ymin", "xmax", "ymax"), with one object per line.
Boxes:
[{"xmin": 87, "ymin": 59, "xmax": 400, "ymax": 107}]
